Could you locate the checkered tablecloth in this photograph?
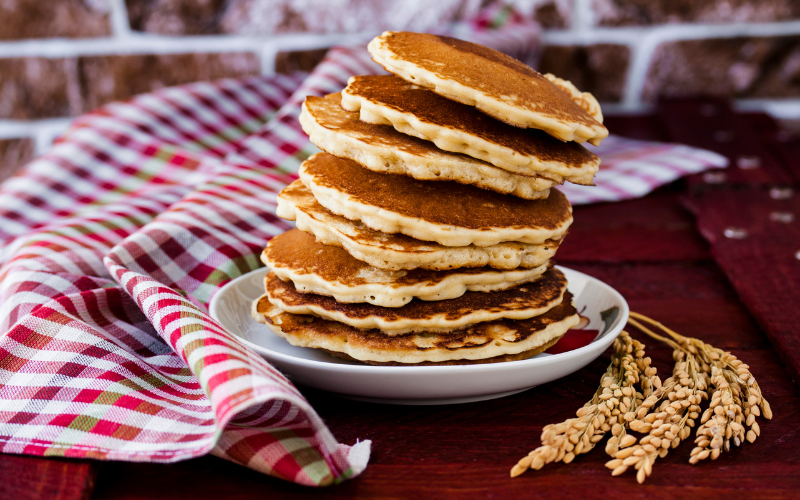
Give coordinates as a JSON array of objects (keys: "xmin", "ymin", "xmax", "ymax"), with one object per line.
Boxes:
[{"xmin": 0, "ymin": 14, "xmax": 727, "ymax": 487}]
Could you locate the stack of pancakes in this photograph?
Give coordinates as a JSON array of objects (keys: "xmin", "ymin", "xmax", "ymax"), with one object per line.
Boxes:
[{"xmin": 251, "ymin": 32, "xmax": 608, "ymax": 366}]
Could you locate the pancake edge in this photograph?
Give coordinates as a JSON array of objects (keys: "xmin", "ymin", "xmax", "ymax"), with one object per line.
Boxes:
[
  {"xmin": 277, "ymin": 180, "xmax": 560, "ymax": 271},
  {"xmin": 543, "ymin": 73, "xmax": 604, "ymax": 124},
  {"xmin": 264, "ymin": 271, "xmax": 567, "ymax": 335},
  {"xmin": 340, "ymin": 79, "xmax": 600, "ymax": 185},
  {"xmin": 300, "ymin": 156, "xmax": 572, "ymax": 247},
  {"xmin": 321, "ymin": 336, "xmax": 562, "ymax": 366},
  {"xmin": 265, "ymin": 244, "xmax": 550, "ymax": 307},
  {"xmin": 254, "ymin": 299, "xmax": 581, "ymax": 364},
  {"xmin": 368, "ymin": 32, "xmax": 608, "ymax": 146},
  {"xmin": 299, "ymin": 96, "xmax": 555, "ymax": 200}
]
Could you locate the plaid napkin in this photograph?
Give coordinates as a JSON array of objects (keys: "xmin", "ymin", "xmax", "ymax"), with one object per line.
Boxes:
[{"xmin": 0, "ymin": 16, "xmax": 727, "ymax": 487}]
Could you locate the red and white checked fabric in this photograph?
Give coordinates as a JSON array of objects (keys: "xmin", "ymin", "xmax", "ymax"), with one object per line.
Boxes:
[
  {"xmin": 0, "ymin": 17, "xmax": 726, "ymax": 487},
  {"xmin": 561, "ymin": 135, "xmax": 727, "ymax": 204}
]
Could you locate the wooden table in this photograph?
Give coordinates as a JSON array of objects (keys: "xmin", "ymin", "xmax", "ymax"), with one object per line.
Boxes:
[{"xmin": 2, "ymin": 100, "xmax": 799, "ymax": 499}]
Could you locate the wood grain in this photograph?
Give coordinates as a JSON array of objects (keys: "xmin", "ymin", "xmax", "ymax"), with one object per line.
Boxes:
[{"xmin": 0, "ymin": 455, "xmax": 97, "ymax": 500}]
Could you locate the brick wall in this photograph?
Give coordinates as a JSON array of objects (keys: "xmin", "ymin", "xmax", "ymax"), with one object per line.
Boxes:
[{"xmin": 2, "ymin": 0, "xmax": 800, "ymax": 180}]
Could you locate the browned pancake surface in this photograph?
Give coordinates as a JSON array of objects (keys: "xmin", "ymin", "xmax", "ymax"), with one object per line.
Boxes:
[
  {"xmin": 320, "ymin": 338, "xmax": 561, "ymax": 366},
  {"xmin": 267, "ymin": 229, "xmax": 523, "ymax": 287},
  {"xmin": 308, "ymin": 93, "xmax": 481, "ymax": 161},
  {"xmin": 304, "ymin": 153, "xmax": 572, "ymax": 231},
  {"xmin": 375, "ymin": 32, "xmax": 602, "ymax": 131},
  {"xmin": 265, "ymin": 267, "xmax": 567, "ymax": 323},
  {"xmin": 346, "ymin": 75, "xmax": 598, "ymax": 166},
  {"xmin": 257, "ymin": 291, "xmax": 577, "ymax": 362},
  {"xmin": 280, "ymin": 181, "xmax": 562, "ymax": 256}
]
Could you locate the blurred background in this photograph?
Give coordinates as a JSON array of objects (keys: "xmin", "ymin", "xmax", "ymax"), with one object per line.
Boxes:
[{"xmin": 2, "ymin": 0, "xmax": 800, "ymax": 182}]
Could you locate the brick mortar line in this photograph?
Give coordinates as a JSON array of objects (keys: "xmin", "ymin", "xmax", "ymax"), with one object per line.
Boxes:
[
  {"xmin": 108, "ymin": 0, "xmax": 133, "ymax": 38},
  {"xmin": 259, "ymin": 41, "xmax": 279, "ymax": 77},
  {"xmin": 0, "ymin": 31, "xmax": 377, "ymax": 59},
  {"xmin": 543, "ymin": 20, "xmax": 800, "ymax": 45},
  {"xmin": 0, "ymin": 118, "xmax": 73, "ymax": 154},
  {"xmin": 0, "ymin": 36, "xmax": 268, "ymax": 59},
  {"xmin": 571, "ymin": 0, "xmax": 594, "ymax": 33},
  {"xmin": 622, "ymin": 32, "xmax": 660, "ymax": 111}
]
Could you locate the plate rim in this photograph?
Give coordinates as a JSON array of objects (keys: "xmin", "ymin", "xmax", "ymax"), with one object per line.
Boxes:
[{"xmin": 209, "ymin": 265, "xmax": 630, "ymax": 374}]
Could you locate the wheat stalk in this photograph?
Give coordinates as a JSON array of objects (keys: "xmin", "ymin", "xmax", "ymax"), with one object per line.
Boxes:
[
  {"xmin": 605, "ymin": 347, "xmax": 708, "ymax": 483},
  {"xmin": 510, "ymin": 331, "xmax": 658, "ymax": 477},
  {"xmin": 511, "ymin": 313, "xmax": 771, "ymax": 483},
  {"xmin": 689, "ymin": 343, "xmax": 772, "ymax": 462},
  {"xmin": 606, "ymin": 312, "xmax": 772, "ymax": 482}
]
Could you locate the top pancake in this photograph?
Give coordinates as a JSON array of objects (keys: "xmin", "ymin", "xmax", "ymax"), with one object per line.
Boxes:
[
  {"xmin": 341, "ymin": 75, "xmax": 600, "ymax": 185},
  {"xmin": 300, "ymin": 152, "xmax": 573, "ymax": 247},
  {"xmin": 299, "ymin": 93, "xmax": 555, "ymax": 200},
  {"xmin": 368, "ymin": 31, "xmax": 608, "ymax": 145}
]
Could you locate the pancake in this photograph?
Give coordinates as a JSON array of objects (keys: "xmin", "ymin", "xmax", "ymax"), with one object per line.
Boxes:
[
  {"xmin": 251, "ymin": 290, "xmax": 580, "ymax": 365},
  {"xmin": 319, "ymin": 342, "xmax": 561, "ymax": 365},
  {"xmin": 299, "ymin": 93, "xmax": 555, "ymax": 200},
  {"xmin": 300, "ymin": 153, "xmax": 572, "ymax": 247},
  {"xmin": 277, "ymin": 180, "xmax": 560, "ymax": 271},
  {"xmin": 367, "ymin": 31, "xmax": 608, "ymax": 145},
  {"xmin": 340, "ymin": 75, "xmax": 600, "ymax": 185},
  {"xmin": 543, "ymin": 73, "xmax": 604, "ymax": 126},
  {"xmin": 265, "ymin": 229, "xmax": 550, "ymax": 308},
  {"xmin": 263, "ymin": 267, "xmax": 567, "ymax": 335}
]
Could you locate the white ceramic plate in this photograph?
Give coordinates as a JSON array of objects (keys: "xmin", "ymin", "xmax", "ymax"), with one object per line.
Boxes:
[{"xmin": 209, "ymin": 266, "xmax": 628, "ymax": 405}]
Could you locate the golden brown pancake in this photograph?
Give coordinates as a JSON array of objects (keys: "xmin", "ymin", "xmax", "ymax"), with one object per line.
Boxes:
[
  {"xmin": 368, "ymin": 31, "xmax": 608, "ymax": 145},
  {"xmin": 300, "ymin": 152, "xmax": 573, "ymax": 247},
  {"xmin": 276, "ymin": 180, "xmax": 561, "ymax": 271},
  {"xmin": 299, "ymin": 93, "xmax": 555, "ymax": 199},
  {"xmin": 263, "ymin": 267, "xmax": 568, "ymax": 334},
  {"xmin": 264, "ymin": 229, "xmax": 550, "ymax": 307},
  {"xmin": 319, "ymin": 341, "xmax": 562, "ymax": 366},
  {"xmin": 251, "ymin": 290, "xmax": 580, "ymax": 365},
  {"xmin": 340, "ymin": 75, "xmax": 600, "ymax": 185}
]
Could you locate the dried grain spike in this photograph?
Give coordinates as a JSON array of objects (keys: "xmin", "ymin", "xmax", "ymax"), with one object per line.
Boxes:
[
  {"xmin": 512, "ymin": 331, "xmax": 657, "ymax": 477},
  {"xmin": 621, "ymin": 312, "xmax": 772, "ymax": 480}
]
